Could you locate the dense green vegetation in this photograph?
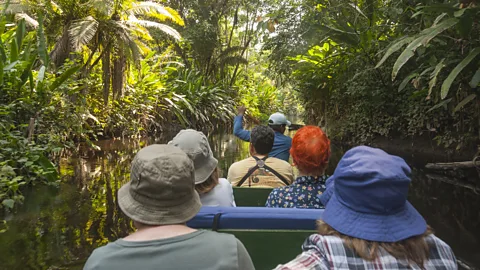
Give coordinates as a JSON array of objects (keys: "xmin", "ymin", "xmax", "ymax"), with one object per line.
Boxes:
[
  {"xmin": 266, "ymin": 0, "xmax": 479, "ymax": 149},
  {"xmin": 1, "ymin": 0, "xmax": 479, "ymax": 209},
  {"xmin": 0, "ymin": 0, "xmax": 297, "ymax": 209}
]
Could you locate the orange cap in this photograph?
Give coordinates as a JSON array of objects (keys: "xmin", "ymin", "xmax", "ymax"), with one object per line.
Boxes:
[{"xmin": 290, "ymin": 126, "xmax": 331, "ymax": 175}]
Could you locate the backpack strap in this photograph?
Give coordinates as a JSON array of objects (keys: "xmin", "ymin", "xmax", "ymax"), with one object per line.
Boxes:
[{"xmin": 236, "ymin": 156, "xmax": 290, "ymax": 187}]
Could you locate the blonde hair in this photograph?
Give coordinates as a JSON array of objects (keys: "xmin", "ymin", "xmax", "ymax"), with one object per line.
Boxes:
[
  {"xmin": 195, "ymin": 168, "xmax": 219, "ymax": 194},
  {"xmin": 317, "ymin": 220, "xmax": 433, "ymax": 268}
]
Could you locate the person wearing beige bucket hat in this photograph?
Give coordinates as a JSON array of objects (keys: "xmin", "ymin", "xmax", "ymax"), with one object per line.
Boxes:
[
  {"xmin": 84, "ymin": 144, "xmax": 254, "ymax": 270},
  {"xmin": 169, "ymin": 129, "xmax": 236, "ymax": 207}
]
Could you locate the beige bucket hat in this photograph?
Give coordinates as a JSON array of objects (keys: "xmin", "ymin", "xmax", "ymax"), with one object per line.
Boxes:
[
  {"xmin": 168, "ymin": 129, "xmax": 218, "ymax": 184},
  {"xmin": 118, "ymin": 144, "xmax": 201, "ymax": 225}
]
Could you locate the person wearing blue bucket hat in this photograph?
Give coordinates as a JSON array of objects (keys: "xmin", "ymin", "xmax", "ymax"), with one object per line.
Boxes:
[{"xmin": 275, "ymin": 146, "xmax": 457, "ymax": 270}]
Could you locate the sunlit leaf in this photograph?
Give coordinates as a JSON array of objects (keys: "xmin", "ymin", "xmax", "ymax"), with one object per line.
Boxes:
[
  {"xmin": 129, "ymin": 2, "xmax": 184, "ymax": 26},
  {"xmin": 128, "ymin": 18, "xmax": 181, "ymax": 40}
]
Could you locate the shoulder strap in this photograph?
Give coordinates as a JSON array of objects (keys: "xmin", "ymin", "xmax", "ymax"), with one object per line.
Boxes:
[
  {"xmin": 236, "ymin": 156, "xmax": 267, "ymax": 187},
  {"xmin": 263, "ymin": 164, "xmax": 291, "ymax": 186},
  {"xmin": 236, "ymin": 156, "xmax": 290, "ymax": 187}
]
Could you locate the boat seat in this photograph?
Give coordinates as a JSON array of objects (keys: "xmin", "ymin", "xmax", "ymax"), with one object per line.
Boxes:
[
  {"xmin": 232, "ymin": 187, "xmax": 272, "ymax": 207},
  {"xmin": 188, "ymin": 206, "xmax": 323, "ymax": 230},
  {"xmin": 188, "ymin": 207, "xmax": 324, "ymax": 270}
]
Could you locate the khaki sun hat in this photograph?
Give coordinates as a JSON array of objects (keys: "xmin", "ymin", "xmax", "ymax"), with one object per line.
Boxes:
[
  {"xmin": 168, "ymin": 129, "xmax": 218, "ymax": 184},
  {"xmin": 118, "ymin": 144, "xmax": 201, "ymax": 225}
]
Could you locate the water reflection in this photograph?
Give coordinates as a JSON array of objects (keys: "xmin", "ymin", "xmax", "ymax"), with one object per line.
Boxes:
[{"xmin": 0, "ymin": 130, "xmax": 479, "ymax": 269}]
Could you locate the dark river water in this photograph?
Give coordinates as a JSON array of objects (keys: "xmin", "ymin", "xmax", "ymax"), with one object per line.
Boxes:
[{"xmin": 0, "ymin": 128, "xmax": 479, "ymax": 270}]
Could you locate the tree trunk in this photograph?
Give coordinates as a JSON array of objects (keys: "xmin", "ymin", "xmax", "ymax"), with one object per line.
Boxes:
[
  {"xmin": 112, "ymin": 47, "xmax": 126, "ymax": 100},
  {"xmin": 50, "ymin": 23, "xmax": 73, "ymax": 69},
  {"xmin": 102, "ymin": 46, "xmax": 111, "ymax": 105}
]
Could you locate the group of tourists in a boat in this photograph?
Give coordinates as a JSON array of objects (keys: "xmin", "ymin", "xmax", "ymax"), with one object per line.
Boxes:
[{"xmin": 83, "ymin": 108, "xmax": 458, "ymax": 270}]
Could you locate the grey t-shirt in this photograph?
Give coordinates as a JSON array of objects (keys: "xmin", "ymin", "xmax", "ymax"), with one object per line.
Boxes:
[{"xmin": 84, "ymin": 230, "xmax": 255, "ymax": 270}]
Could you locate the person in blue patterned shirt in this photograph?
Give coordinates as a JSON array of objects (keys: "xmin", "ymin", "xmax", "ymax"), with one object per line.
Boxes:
[
  {"xmin": 265, "ymin": 126, "xmax": 330, "ymax": 209},
  {"xmin": 274, "ymin": 146, "xmax": 457, "ymax": 270}
]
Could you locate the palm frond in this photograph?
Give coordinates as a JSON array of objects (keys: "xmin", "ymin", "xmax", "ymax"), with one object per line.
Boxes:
[
  {"xmin": 69, "ymin": 16, "xmax": 99, "ymax": 51},
  {"xmin": 82, "ymin": 0, "xmax": 114, "ymax": 16},
  {"xmin": 127, "ymin": 15, "xmax": 153, "ymax": 41},
  {"xmin": 15, "ymin": 13, "xmax": 38, "ymax": 28},
  {"xmin": 128, "ymin": 1, "xmax": 184, "ymax": 26},
  {"xmin": 134, "ymin": 39, "xmax": 151, "ymax": 55},
  {"xmin": 220, "ymin": 56, "xmax": 248, "ymax": 67},
  {"xmin": 113, "ymin": 21, "xmax": 142, "ymax": 64},
  {"xmin": 1, "ymin": 1, "xmax": 30, "ymax": 14},
  {"xmin": 128, "ymin": 18, "xmax": 181, "ymax": 40}
]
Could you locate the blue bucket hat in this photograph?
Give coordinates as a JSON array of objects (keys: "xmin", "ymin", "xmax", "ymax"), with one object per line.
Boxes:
[{"xmin": 322, "ymin": 146, "xmax": 427, "ymax": 242}]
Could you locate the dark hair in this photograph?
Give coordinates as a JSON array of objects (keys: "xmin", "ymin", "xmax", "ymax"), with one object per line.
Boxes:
[
  {"xmin": 317, "ymin": 220, "xmax": 433, "ymax": 269},
  {"xmin": 268, "ymin": 124, "xmax": 285, "ymax": 133},
  {"xmin": 251, "ymin": 125, "xmax": 274, "ymax": 155}
]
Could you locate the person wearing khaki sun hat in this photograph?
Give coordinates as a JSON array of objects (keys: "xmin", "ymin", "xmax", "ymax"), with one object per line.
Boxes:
[
  {"xmin": 169, "ymin": 129, "xmax": 236, "ymax": 207},
  {"xmin": 83, "ymin": 144, "xmax": 254, "ymax": 270}
]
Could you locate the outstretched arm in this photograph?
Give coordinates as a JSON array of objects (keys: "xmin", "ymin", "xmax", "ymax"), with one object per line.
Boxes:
[{"xmin": 233, "ymin": 106, "xmax": 251, "ymax": 141}]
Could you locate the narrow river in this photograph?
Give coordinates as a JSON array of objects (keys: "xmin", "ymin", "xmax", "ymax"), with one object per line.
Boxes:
[{"xmin": 0, "ymin": 128, "xmax": 479, "ymax": 269}]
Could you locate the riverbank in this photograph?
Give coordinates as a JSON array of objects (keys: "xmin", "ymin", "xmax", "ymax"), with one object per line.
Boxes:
[{"xmin": 334, "ymin": 135, "xmax": 478, "ymax": 162}]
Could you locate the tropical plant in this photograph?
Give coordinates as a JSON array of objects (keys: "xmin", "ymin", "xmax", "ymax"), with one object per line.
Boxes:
[{"xmin": 377, "ymin": 3, "xmax": 480, "ymax": 109}]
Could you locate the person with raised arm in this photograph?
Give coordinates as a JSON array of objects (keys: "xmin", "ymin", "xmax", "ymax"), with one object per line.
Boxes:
[
  {"xmin": 233, "ymin": 106, "xmax": 292, "ymax": 162},
  {"xmin": 228, "ymin": 125, "xmax": 294, "ymax": 188}
]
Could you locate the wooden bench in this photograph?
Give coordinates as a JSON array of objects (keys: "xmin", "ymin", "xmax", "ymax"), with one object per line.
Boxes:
[{"xmin": 188, "ymin": 207, "xmax": 323, "ymax": 270}]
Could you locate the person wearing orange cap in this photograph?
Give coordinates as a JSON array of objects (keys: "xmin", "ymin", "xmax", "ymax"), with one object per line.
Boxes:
[{"xmin": 265, "ymin": 126, "xmax": 330, "ymax": 208}]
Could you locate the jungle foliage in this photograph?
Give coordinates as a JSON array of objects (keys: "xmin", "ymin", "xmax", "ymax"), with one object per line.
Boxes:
[
  {"xmin": 265, "ymin": 0, "xmax": 480, "ymax": 149},
  {"xmin": 0, "ymin": 0, "xmax": 296, "ymax": 209}
]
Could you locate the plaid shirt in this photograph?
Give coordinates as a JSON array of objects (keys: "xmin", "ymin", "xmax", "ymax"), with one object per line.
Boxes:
[{"xmin": 274, "ymin": 234, "xmax": 457, "ymax": 270}]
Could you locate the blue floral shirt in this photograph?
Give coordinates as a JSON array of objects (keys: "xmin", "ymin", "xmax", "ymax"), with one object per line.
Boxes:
[{"xmin": 265, "ymin": 175, "xmax": 329, "ymax": 209}]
